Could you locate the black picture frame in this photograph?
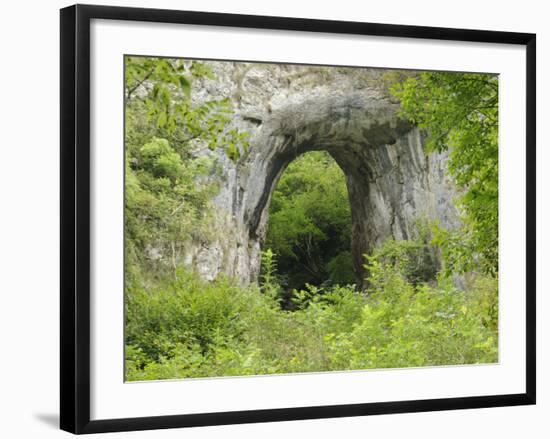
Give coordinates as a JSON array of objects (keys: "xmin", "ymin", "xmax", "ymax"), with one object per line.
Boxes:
[{"xmin": 60, "ymin": 4, "xmax": 536, "ymax": 434}]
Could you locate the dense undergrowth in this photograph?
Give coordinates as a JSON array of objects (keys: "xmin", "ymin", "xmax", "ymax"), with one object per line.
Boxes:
[{"xmin": 125, "ymin": 240, "xmax": 498, "ymax": 381}]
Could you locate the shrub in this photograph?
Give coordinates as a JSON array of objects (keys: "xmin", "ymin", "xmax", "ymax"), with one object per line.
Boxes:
[{"xmin": 126, "ymin": 242, "xmax": 497, "ymax": 381}]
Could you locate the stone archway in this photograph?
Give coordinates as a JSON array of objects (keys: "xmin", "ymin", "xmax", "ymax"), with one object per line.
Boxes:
[{"xmin": 187, "ymin": 65, "xmax": 460, "ymax": 286}]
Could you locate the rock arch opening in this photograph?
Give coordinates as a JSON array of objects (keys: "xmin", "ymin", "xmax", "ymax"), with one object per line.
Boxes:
[
  {"xmin": 263, "ymin": 150, "xmax": 356, "ymax": 298},
  {"xmin": 194, "ymin": 90, "xmax": 459, "ymax": 287},
  {"xmin": 239, "ymin": 94, "xmax": 431, "ymax": 287}
]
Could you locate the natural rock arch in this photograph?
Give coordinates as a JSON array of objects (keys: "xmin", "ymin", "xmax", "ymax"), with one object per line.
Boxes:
[{"xmin": 186, "ymin": 63, "xmax": 460, "ymax": 285}]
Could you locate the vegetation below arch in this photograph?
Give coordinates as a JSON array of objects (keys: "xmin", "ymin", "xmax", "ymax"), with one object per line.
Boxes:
[{"xmin": 126, "ymin": 241, "xmax": 497, "ymax": 380}]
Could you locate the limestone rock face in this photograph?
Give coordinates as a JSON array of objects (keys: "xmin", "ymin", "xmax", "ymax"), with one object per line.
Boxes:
[{"xmin": 186, "ymin": 62, "xmax": 460, "ymax": 284}]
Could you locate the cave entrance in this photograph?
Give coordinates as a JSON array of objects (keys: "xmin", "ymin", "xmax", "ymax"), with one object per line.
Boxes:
[{"xmin": 263, "ymin": 151, "xmax": 356, "ymax": 303}]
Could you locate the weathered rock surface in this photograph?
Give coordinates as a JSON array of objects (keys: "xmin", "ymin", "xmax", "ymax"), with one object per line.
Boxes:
[{"xmin": 185, "ymin": 62, "xmax": 460, "ymax": 285}]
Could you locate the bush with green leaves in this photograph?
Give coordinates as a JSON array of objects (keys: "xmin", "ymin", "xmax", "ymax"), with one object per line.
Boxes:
[
  {"xmin": 325, "ymin": 244, "xmax": 498, "ymax": 370},
  {"xmin": 391, "ymin": 71, "xmax": 498, "ymax": 276},
  {"xmin": 125, "ymin": 56, "xmax": 250, "ymax": 283},
  {"xmin": 126, "ymin": 238, "xmax": 497, "ymax": 381}
]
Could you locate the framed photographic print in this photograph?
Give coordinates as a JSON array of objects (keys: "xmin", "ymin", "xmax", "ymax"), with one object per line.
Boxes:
[{"xmin": 60, "ymin": 4, "xmax": 536, "ymax": 434}]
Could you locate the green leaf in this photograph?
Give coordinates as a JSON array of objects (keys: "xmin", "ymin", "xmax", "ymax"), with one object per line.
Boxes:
[{"xmin": 179, "ymin": 76, "xmax": 191, "ymax": 96}]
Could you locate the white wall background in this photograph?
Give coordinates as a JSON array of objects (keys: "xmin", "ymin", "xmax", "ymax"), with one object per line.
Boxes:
[{"xmin": 0, "ymin": 0, "xmax": 546, "ymax": 437}]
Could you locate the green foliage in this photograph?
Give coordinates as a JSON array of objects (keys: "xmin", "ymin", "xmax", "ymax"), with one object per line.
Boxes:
[
  {"xmin": 125, "ymin": 269, "xmax": 255, "ymax": 377},
  {"xmin": 125, "ymin": 56, "xmax": 249, "ymax": 161},
  {"xmin": 266, "ymin": 151, "xmax": 354, "ymax": 290},
  {"xmin": 323, "ymin": 239, "xmax": 497, "ymax": 369},
  {"xmin": 125, "ymin": 134, "xmax": 217, "ymax": 283},
  {"xmin": 125, "ymin": 56, "xmax": 250, "ymax": 283},
  {"xmin": 326, "ymin": 275, "xmax": 498, "ymax": 370},
  {"xmin": 124, "ymin": 56, "xmax": 255, "ymax": 379},
  {"xmin": 126, "ymin": 238, "xmax": 497, "ymax": 381},
  {"xmin": 327, "ymin": 251, "xmax": 355, "ymax": 286},
  {"xmin": 365, "ymin": 222, "xmax": 438, "ymax": 286},
  {"xmin": 391, "ymin": 72, "xmax": 498, "ymax": 276},
  {"xmin": 259, "ymin": 248, "xmax": 282, "ymax": 300}
]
